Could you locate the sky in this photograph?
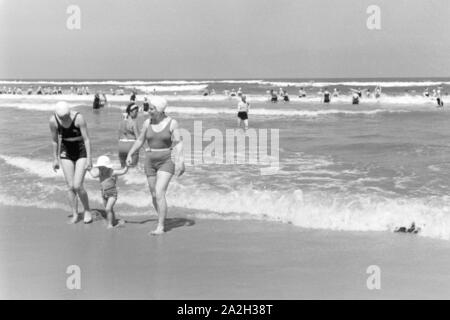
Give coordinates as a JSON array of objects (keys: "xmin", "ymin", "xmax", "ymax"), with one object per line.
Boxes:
[{"xmin": 0, "ymin": 0, "xmax": 449, "ymax": 79}]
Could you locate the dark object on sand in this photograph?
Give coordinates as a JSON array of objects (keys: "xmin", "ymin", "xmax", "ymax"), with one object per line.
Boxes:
[{"xmin": 395, "ymin": 223, "xmax": 420, "ymax": 234}]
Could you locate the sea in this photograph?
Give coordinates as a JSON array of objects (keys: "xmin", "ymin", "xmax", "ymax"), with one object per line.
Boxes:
[{"xmin": 1, "ymin": 78, "xmax": 450, "ymax": 240}]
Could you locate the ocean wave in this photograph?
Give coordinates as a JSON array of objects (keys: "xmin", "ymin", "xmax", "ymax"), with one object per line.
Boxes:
[
  {"xmin": 0, "ymin": 91, "xmax": 443, "ymax": 105},
  {"xmin": 1, "ymin": 79, "xmax": 449, "ymax": 88},
  {"xmin": 260, "ymin": 80, "xmax": 450, "ymax": 88},
  {"xmin": 125, "ymin": 85, "xmax": 209, "ymax": 92},
  {"xmin": 2, "ymin": 154, "xmax": 450, "ymax": 240}
]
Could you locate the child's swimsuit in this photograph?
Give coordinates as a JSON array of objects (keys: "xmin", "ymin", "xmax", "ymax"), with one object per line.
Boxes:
[{"xmin": 100, "ymin": 168, "xmax": 118, "ymax": 200}]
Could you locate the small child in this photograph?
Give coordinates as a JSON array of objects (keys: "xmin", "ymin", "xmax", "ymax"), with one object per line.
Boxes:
[{"xmin": 89, "ymin": 155, "xmax": 128, "ymax": 228}]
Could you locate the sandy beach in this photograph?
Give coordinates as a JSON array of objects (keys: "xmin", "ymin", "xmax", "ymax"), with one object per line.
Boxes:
[{"xmin": 1, "ymin": 205, "xmax": 449, "ymax": 300}]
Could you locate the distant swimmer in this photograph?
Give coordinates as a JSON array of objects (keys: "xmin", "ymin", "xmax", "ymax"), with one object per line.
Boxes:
[
  {"xmin": 283, "ymin": 90, "xmax": 290, "ymax": 102},
  {"xmin": 126, "ymin": 96, "xmax": 185, "ymax": 235},
  {"xmin": 93, "ymin": 93, "xmax": 101, "ymax": 110},
  {"xmin": 323, "ymin": 88, "xmax": 331, "ymax": 103},
  {"xmin": 88, "ymin": 156, "xmax": 128, "ymax": 229},
  {"xmin": 237, "ymin": 87, "xmax": 243, "ymax": 97},
  {"xmin": 49, "ymin": 102, "xmax": 93, "ymax": 224},
  {"xmin": 118, "ymin": 103, "xmax": 140, "ymax": 168},
  {"xmin": 270, "ymin": 89, "xmax": 278, "ymax": 103},
  {"xmin": 366, "ymin": 89, "xmax": 372, "ymax": 98},
  {"xmin": 436, "ymin": 90, "xmax": 444, "ymax": 108},
  {"xmin": 352, "ymin": 92, "xmax": 360, "ymax": 104},
  {"xmin": 37, "ymin": 86, "xmax": 43, "ymax": 95},
  {"xmin": 143, "ymin": 96, "xmax": 150, "ymax": 112},
  {"xmin": 375, "ymin": 86, "xmax": 382, "ymax": 99},
  {"xmin": 27, "ymin": 87, "xmax": 33, "ymax": 95},
  {"xmin": 423, "ymin": 88, "xmax": 430, "ymax": 97},
  {"xmin": 230, "ymin": 88, "xmax": 237, "ymax": 97},
  {"xmin": 332, "ymin": 88, "xmax": 339, "ymax": 97},
  {"xmin": 58, "ymin": 87, "xmax": 63, "ymax": 94},
  {"xmin": 298, "ymin": 88, "xmax": 306, "ymax": 98},
  {"xmin": 130, "ymin": 90, "xmax": 137, "ymax": 102},
  {"xmin": 100, "ymin": 92, "xmax": 107, "ymax": 107},
  {"xmin": 237, "ymin": 95, "xmax": 250, "ymax": 131}
]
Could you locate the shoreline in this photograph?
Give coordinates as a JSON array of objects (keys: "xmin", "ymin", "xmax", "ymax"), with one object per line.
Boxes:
[{"xmin": 1, "ymin": 205, "xmax": 450, "ymax": 299}]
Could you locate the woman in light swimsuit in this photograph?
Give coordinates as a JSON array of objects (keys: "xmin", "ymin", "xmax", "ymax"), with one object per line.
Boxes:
[
  {"xmin": 126, "ymin": 97, "xmax": 185, "ymax": 235},
  {"xmin": 49, "ymin": 101, "xmax": 93, "ymax": 224},
  {"xmin": 118, "ymin": 103, "xmax": 140, "ymax": 167}
]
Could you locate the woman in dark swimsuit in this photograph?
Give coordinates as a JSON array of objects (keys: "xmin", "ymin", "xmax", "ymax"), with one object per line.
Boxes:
[{"xmin": 49, "ymin": 102, "xmax": 93, "ymax": 224}]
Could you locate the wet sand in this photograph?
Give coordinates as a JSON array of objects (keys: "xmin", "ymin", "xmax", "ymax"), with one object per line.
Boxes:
[{"xmin": 1, "ymin": 205, "xmax": 449, "ymax": 299}]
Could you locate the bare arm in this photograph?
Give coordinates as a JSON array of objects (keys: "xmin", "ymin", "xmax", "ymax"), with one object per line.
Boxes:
[
  {"xmin": 49, "ymin": 117, "xmax": 59, "ymax": 162},
  {"xmin": 88, "ymin": 167, "xmax": 100, "ymax": 178},
  {"xmin": 132, "ymin": 119, "xmax": 140, "ymax": 138},
  {"xmin": 170, "ymin": 120, "xmax": 185, "ymax": 176},
  {"xmin": 127, "ymin": 119, "xmax": 148, "ymax": 157},
  {"xmin": 113, "ymin": 166, "xmax": 129, "ymax": 176},
  {"xmin": 76, "ymin": 115, "xmax": 92, "ymax": 168}
]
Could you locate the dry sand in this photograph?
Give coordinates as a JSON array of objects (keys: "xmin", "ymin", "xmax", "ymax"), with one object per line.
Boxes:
[{"xmin": 1, "ymin": 205, "xmax": 450, "ymax": 299}]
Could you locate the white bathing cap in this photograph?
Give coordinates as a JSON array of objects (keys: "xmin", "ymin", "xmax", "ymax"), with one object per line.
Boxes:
[
  {"xmin": 150, "ymin": 96, "xmax": 168, "ymax": 112},
  {"xmin": 55, "ymin": 101, "xmax": 70, "ymax": 117}
]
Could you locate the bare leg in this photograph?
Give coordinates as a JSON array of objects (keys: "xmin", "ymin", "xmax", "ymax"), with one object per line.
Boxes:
[
  {"xmin": 148, "ymin": 171, "xmax": 173, "ymax": 235},
  {"xmin": 73, "ymin": 158, "xmax": 92, "ymax": 223},
  {"xmin": 147, "ymin": 175, "xmax": 159, "ymax": 214},
  {"xmin": 60, "ymin": 159, "xmax": 79, "ymax": 223},
  {"xmin": 104, "ymin": 197, "xmax": 118, "ymax": 228},
  {"xmin": 244, "ymin": 119, "xmax": 249, "ymax": 131}
]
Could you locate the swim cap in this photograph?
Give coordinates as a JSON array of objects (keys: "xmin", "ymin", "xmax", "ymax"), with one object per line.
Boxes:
[
  {"xmin": 150, "ymin": 96, "xmax": 168, "ymax": 112},
  {"xmin": 55, "ymin": 101, "xmax": 70, "ymax": 117},
  {"xmin": 126, "ymin": 102, "xmax": 139, "ymax": 114}
]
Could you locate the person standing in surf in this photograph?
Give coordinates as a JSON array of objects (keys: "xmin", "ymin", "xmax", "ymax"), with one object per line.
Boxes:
[
  {"xmin": 323, "ymin": 88, "xmax": 331, "ymax": 103},
  {"xmin": 118, "ymin": 102, "xmax": 140, "ymax": 167},
  {"xmin": 126, "ymin": 96, "xmax": 185, "ymax": 235},
  {"xmin": 237, "ymin": 95, "xmax": 250, "ymax": 131},
  {"xmin": 49, "ymin": 101, "xmax": 93, "ymax": 224}
]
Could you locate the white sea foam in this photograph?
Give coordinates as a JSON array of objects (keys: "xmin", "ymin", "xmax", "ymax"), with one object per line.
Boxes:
[
  {"xmin": 2, "ymin": 154, "xmax": 450, "ymax": 240},
  {"xmin": 1, "ymin": 79, "xmax": 449, "ymax": 87},
  {"xmin": 0, "ymin": 155, "xmax": 99, "ymax": 180},
  {"xmin": 125, "ymin": 85, "xmax": 209, "ymax": 92},
  {"xmin": 1, "ymin": 98, "xmax": 416, "ymax": 116}
]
